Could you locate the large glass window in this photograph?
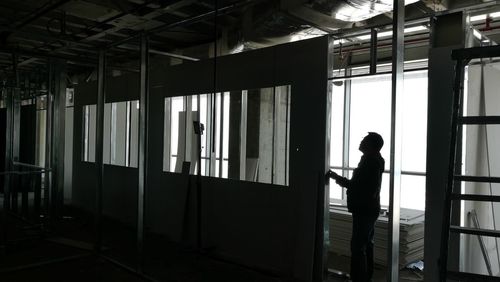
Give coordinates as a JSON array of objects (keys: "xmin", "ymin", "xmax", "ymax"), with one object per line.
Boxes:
[
  {"xmin": 163, "ymin": 86, "xmax": 291, "ymax": 186},
  {"xmin": 329, "ymin": 67, "xmax": 428, "ymax": 211}
]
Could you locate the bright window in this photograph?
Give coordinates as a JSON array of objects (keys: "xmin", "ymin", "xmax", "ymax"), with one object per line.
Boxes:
[{"xmin": 329, "ymin": 67, "xmax": 428, "ymax": 211}]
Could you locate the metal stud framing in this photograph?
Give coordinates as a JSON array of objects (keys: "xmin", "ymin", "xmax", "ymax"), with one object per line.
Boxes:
[
  {"xmin": 94, "ymin": 50, "xmax": 106, "ymax": 253},
  {"xmin": 51, "ymin": 60, "xmax": 66, "ymax": 218},
  {"xmin": 137, "ymin": 33, "xmax": 149, "ymax": 272},
  {"xmin": 388, "ymin": 0, "xmax": 404, "ymax": 280}
]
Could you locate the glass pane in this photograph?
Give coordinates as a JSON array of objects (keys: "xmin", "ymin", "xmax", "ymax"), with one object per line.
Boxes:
[
  {"xmin": 82, "ymin": 104, "xmax": 96, "ymax": 162},
  {"xmin": 254, "ymin": 88, "xmax": 273, "ymax": 184},
  {"xmin": 329, "ymin": 169, "xmax": 344, "ymax": 201},
  {"xmin": 110, "ymin": 102, "xmax": 127, "ymax": 166},
  {"xmin": 170, "ymin": 96, "xmax": 184, "ymax": 172},
  {"xmin": 101, "ymin": 101, "xmax": 139, "ymax": 167},
  {"xmin": 129, "ymin": 101, "xmax": 139, "ymax": 168},
  {"xmin": 199, "ymin": 94, "xmax": 209, "ymax": 175},
  {"xmin": 380, "ymin": 172, "xmax": 390, "ymax": 208},
  {"xmin": 402, "ymin": 71, "xmax": 428, "ymax": 172},
  {"xmin": 330, "ymin": 82, "xmax": 344, "ymax": 167},
  {"xmin": 349, "ymin": 76, "xmax": 391, "ymax": 168},
  {"xmin": 401, "ymin": 174, "xmax": 426, "ymax": 210},
  {"xmin": 103, "ymin": 103, "xmax": 111, "ymax": 164}
]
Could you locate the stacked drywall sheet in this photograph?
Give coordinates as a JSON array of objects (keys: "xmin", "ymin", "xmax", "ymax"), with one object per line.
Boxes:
[{"xmin": 329, "ymin": 205, "xmax": 425, "ymax": 267}]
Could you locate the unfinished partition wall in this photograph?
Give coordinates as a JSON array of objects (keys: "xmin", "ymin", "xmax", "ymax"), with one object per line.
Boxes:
[
  {"xmin": 73, "ymin": 72, "xmax": 140, "ymax": 268},
  {"xmin": 461, "ymin": 61, "xmax": 500, "ymax": 275},
  {"xmin": 72, "ymin": 36, "xmax": 331, "ymax": 281},
  {"xmin": 143, "ymin": 36, "xmax": 330, "ymax": 281}
]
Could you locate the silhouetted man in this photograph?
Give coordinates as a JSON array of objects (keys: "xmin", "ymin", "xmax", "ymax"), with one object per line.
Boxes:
[{"xmin": 326, "ymin": 132, "xmax": 385, "ymax": 282}]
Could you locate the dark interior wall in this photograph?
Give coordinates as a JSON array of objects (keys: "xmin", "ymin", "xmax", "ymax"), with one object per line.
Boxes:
[{"xmin": 73, "ymin": 36, "xmax": 330, "ymax": 281}]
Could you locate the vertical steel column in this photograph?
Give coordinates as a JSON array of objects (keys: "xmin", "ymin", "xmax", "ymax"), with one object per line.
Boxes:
[
  {"xmin": 11, "ymin": 53, "xmax": 21, "ymax": 213},
  {"xmin": 342, "ymin": 62, "xmax": 351, "ymax": 188},
  {"xmin": 51, "ymin": 60, "xmax": 66, "ymax": 218},
  {"xmin": 425, "ymin": 13, "xmax": 466, "ymax": 280},
  {"xmin": 44, "ymin": 62, "xmax": 53, "ymax": 217},
  {"xmin": 218, "ymin": 93, "xmax": 224, "ymax": 177},
  {"xmin": 316, "ymin": 36, "xmax": 335, "ymax": 281},
  {"xmin": 137, "ymin": 33, "xmax": 149, "ymax": 272},
  {"xmin": 388, "ymin": 0, "xmax": 404, "ymax": 281},
  {"xmin": 1, "ymin": 86, "xmax": 8, "ymax": 251},
  {"xmin": 94, "ymin": 50, "xmax": 106, "ymax": 253},
  {"xmin": 370, "ymin": 29, "xmax": 378, "ymax": 75},
  {"xmin": 239, "ymin": 91, "xmax": 248, "ymax": 180},
  {"xmin": 3, "ymin": 88, "xmax": 13, "ymax": 213}
]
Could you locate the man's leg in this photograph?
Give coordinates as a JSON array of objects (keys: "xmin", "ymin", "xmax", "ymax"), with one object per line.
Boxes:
[
  {"xmin": 366, "ymin": 213, "xmax": 378, "ymax": 281},
  {"xmin": 351, "ymin": 213, "xmax": 370, "ymax": 282}
]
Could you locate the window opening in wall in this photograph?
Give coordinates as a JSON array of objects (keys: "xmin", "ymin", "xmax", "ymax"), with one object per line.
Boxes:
[
  {"xmin": 163, "ymin": 85, "xmax": 291, "ymax": 186},
  {"xmin": 81, "ymin": 100, "xmax": 139, "ymax": 167},
  {"xmin": 329, "ymin": 64, "xmax": 428, "ymax": 211}
]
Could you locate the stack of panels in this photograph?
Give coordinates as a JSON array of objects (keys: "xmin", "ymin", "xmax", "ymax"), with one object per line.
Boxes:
[{"xmin": 329, "ymin": 206, "xmax": 425, "ymax": 267}]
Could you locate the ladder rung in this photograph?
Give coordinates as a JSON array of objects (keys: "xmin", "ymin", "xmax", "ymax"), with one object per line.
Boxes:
[
  {"xmin": 459, "ymin": 116, "xmax": 500, "ymax": 124},
  {"xmin": 450, "ymin": 226, "xmax": 500, "ymax": 237},
  {"xmin": 447, "ymin": 270, "xmax": 500, "ymax": 281},
  {"xmin": 451, "ymin": 194, "xmax": 500, "ymax": 202},
  {"xmin": 454, "ymin": 175, "xmax": 500, "ymax": 183}
]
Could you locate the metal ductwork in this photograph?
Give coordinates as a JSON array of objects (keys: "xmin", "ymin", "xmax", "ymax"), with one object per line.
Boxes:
[
  {"xmin": 238, "ymin": 0, "xmax": 421, "ymax": 50},
  {"xmin": 308, "ymin": 0, "xmax": 420, "ymax": 22}
]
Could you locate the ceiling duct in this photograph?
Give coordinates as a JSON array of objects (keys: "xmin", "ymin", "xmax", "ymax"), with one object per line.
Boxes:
[
  {"xmin": 239, "ymin": 0, "xmax": 421, "ymax": 49},
  {"xmin": 307, "ymin": 0, "xmax": 420, "ymax": 22}
]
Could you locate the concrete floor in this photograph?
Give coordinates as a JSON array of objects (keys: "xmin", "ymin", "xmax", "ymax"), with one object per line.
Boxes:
[
  {"xmin": 327, "ymin": 253, "xmax": 423, "ymax": 282},
  {"xmin": 1, "ymin": 198, "xmax": 423, "ymax": 282}
]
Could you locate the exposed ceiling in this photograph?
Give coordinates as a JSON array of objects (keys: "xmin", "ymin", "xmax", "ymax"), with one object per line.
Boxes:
[{"xmin": 0, "ymin": 0, "xmax": 499, "ymax": 84}]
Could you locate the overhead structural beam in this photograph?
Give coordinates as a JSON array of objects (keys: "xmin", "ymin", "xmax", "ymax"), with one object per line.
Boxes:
[
  {"xmin": 388, "ymin": 0, "xmax": 404, "ymax": 281},
  {"xmin": 12, "ymin": 0, "xmax": 71, "ymax": 31},
  {"xmin": 0, "ymin": 48, "xmax": 97, "ymax": 65},
  {"xmin": 0, "ymin": 48, "xmax": 140, "ymax": 72},
  {"xmin": 106, "ymin": 0, "xmax": 264, "ymax": 49}
]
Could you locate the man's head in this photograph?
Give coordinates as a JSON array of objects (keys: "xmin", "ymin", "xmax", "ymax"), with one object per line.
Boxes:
[{"xmin": 359, "ymin": 132, "xmax": 384, "ymax": 154}]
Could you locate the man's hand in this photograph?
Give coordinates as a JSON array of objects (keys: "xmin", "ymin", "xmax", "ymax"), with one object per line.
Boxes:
[{"xmin": 325, "ymin": 170, "xmax": 340, "ymax": 180}]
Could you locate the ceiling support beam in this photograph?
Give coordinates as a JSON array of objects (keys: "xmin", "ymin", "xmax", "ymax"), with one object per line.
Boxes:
[{"xmin": 10, "ymin": 0, "xmax": 72, "ymax": 32}]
